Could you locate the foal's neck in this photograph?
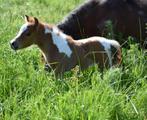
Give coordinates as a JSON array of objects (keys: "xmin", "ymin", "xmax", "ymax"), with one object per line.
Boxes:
[
  {"xmin": 37, "ymin": 23, "xmax": 74, "ymax": 59},
  {"xmin": 34, "ymin": 24, "xmax": 50, "ymax": 55}
]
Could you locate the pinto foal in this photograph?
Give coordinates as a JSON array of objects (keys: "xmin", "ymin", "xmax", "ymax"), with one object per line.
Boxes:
[{"xmin": 10, "ymin": 16, "xmax": 121, "ymax": 76}]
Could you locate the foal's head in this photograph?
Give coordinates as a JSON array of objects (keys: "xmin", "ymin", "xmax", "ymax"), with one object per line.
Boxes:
[{"xmin": 10, "ymin": 15, "xmax": 41, "ymax": 50}]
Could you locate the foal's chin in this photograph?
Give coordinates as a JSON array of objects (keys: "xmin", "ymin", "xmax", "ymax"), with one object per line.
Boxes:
[{"xmin": 10, "ymin": 44, "xmax": 25, "ymax": 51}]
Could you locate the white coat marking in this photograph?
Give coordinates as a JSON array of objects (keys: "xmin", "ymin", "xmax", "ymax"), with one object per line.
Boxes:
[
  {"xmin": 10, "ymin": 23, "xmax": 28, "ymax": 43},
  {"xmin": 16, "ymin": 23, "xmax": 28, "ymax": 38},
  {"xmin": 98, "ymin": 37, "xmax": 120, "ymax": 67},
  {"xmin": 101, "ymin": 41, "xmax": 112, "ymax": 67},
  {"xmin": 45, "ymin": 26, "xmax": 72, "ymax": 58},
  {"xmin": 98, "ymin": 38, "xmax": 120, "ymax": 67}
]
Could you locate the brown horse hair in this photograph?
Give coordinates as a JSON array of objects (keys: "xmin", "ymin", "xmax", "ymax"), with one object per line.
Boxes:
[{"xmin": 57, "ymin": 0, "xmax": 147, "ymax": 49}]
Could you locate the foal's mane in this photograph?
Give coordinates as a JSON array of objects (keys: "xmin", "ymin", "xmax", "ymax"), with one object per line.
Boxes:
[{"xmin": 44, "ymin": 22, "xmax": 74, "ymax": 43}]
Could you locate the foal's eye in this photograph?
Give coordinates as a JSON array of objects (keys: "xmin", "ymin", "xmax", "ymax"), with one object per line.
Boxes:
[{"xmin": 26, "ymin": 32, "xmax": 31, "ymax": 36}]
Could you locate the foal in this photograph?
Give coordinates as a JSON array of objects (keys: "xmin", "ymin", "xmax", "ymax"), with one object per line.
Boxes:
[{"xmin": 10, "ymin": 15, "xmax": 121, "ymax": 76}]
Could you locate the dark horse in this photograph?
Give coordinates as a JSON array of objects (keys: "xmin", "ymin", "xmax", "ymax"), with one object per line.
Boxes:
[{"xmin": 57, "ymin": 0, "xmax": 147, "ymax": 48}]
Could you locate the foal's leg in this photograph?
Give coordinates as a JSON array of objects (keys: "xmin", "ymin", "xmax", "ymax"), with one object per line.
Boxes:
[
  {"xmin": 40, "ymin": 54, "xmax": 52, "ymax": 72},
  {"xmin": 79, "ymin": 58, "xmax": 93, "ymax": 71}
]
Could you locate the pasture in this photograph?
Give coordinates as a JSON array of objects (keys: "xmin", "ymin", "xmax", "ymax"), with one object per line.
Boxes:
[{"xmin": 0, "ymin": 0, "xmax": 147, "ymax": 119}]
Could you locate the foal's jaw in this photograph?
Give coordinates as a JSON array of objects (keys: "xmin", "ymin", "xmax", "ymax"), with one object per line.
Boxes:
[{"xmin": 10, "ymin": 38, "xmax": 34, "ymax": 50}]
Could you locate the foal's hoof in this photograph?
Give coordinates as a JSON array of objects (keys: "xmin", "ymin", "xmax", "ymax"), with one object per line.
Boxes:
[{"xmin": 44, "ymin": 64, "xmax": 51, "ymax": 72}]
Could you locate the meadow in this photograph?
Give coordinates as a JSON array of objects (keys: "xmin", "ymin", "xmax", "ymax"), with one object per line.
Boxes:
[{"xmin": 0, "ymin": 0, "xmax": 147, "ymax": 119}]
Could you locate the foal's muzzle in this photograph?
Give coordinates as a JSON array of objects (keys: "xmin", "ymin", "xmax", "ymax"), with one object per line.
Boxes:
[{"xmin": 10, "ymin": 41, "xmax": 19, "ymax": 50}]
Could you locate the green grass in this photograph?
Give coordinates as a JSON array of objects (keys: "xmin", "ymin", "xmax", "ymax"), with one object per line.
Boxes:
[{"xmin": 0, "ymin": 0, "xmax": 147, "ymax": 119}]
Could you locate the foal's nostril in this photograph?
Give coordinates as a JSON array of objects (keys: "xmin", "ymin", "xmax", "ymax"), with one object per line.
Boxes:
[{"xmin": 10, "ymin": 41, "xmax": 18, "ymax": 50}]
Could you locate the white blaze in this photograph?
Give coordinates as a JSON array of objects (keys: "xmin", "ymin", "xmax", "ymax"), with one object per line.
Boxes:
[
  {"xmin": 45, "ymin": 26, "xmax": 72, "ymax": 58},
  {"xmin": 10, "ymin": 23, "xmax": 28, "ymax": 43},
  {"xmin": 16, "ymin": 23, "xmax": 28, "ymax": 38}
]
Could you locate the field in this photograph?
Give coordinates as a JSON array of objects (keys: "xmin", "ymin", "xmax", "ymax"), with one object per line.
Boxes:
[{"xmin": 0, "ymin": 0, "xmax": 147, "ymax": 119}]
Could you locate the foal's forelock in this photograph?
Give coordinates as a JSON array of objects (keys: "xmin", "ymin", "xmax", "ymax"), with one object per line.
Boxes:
[{"xmin": 44, "ymin": 25, "xmax": 72, "ymax": 58}]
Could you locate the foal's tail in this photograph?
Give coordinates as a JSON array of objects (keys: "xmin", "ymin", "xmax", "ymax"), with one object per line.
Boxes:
[
  {"xmin": 114, "ymin": 48, "xmax": 122, "ymax": 66},
  {"xmin": 111, "ymin": 44, "xmax": 122, "ymax": 67}
]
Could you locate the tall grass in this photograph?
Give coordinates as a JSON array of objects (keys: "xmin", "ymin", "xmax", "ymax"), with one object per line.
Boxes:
[{"xmin": 0, "ymin": 0, "xmax": 147, "ymax": 120}]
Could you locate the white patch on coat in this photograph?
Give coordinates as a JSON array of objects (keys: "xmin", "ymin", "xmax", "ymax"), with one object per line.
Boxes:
[
  {"xmin": 45, "ymin": 25, "xmax": 51, "ymax": 34},
  {"xmin": 44, "ymin": 26, "xmax": 72, "ymax": 58},
  {"xmin": 97, "ymin": 37, "xmax": 120, "ymax": 67},
  {"xmin": 100, "ymin": 40, "xmax": 112, "ymax": 67},
  {"xmin": 10, "ymin": 23, "xmax": 28, "ymax": 43}
]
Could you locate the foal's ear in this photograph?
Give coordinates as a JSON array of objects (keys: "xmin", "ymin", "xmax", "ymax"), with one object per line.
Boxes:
[
  {"xmin": 34, "ymin": 17, "xmax": 39, "ymax": 26},
  {"xmin": 24, "ymin": 15, "xmax": 29, "ymax": 22},
  {"xmin": 24, "ymin": 15, "xmax": 37, "ymax": 23}
]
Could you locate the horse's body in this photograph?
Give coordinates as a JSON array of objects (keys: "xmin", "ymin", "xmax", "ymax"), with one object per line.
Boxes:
[
  {"xmin": 57, "ymin": 0, "xmax": 147, "ymax": 48},
  {"xmin": 10, "ymin": 16, "xmax": 121, "ymax": 76}
]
